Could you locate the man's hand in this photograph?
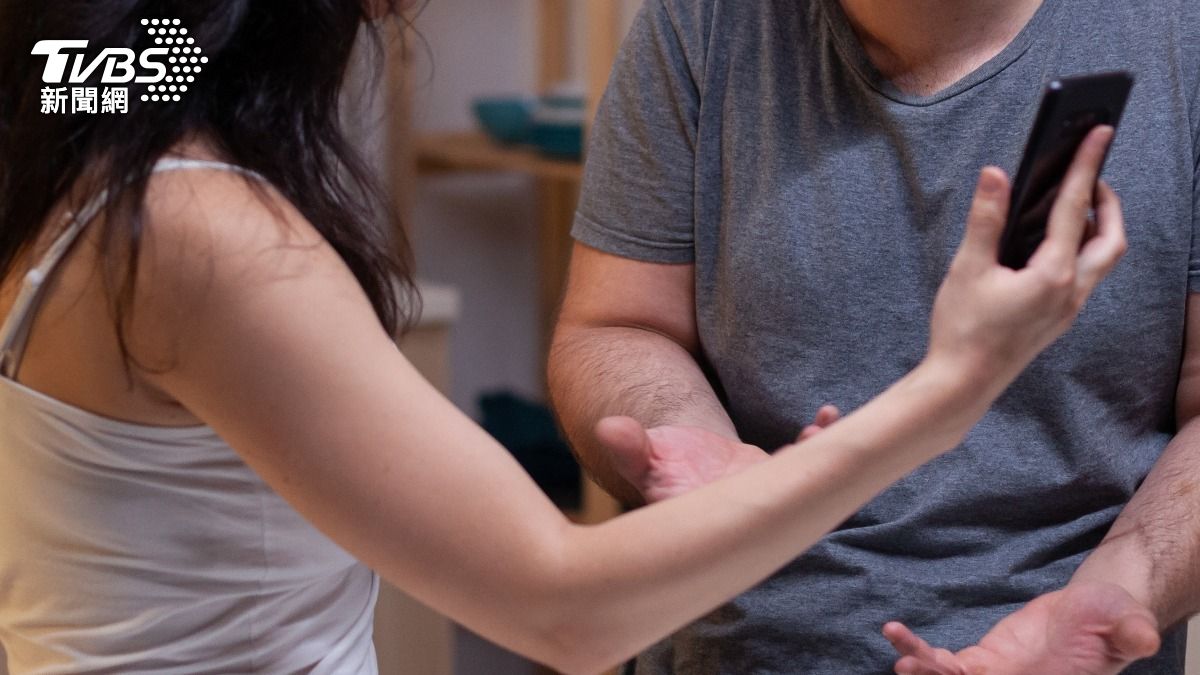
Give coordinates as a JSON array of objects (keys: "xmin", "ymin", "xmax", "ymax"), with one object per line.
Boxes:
[
  {"xmin": 594, "ymin": 405, "xmax": 839, "ymax": 504},
  {"xmin": 883, "ymin": 581, "xmax": 1161, "ymax": 675}
]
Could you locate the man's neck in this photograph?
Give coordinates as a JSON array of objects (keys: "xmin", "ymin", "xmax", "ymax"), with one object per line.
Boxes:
[{"xmin": 838, "ymin": 0, "xmax": 1044, "ymax": 96}]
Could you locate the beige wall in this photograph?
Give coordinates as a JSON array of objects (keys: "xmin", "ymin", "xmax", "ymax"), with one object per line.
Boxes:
[{"xmin": 1190, "ymin": 620, "xmax": 1200, "ymax": 673}]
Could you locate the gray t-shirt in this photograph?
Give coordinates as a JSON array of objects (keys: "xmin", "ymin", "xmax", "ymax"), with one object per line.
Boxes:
[{"xmin": 573, "ymin": 0, "xmax": 1200, "ymax": 673}]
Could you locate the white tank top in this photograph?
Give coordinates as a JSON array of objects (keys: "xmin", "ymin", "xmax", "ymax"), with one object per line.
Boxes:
[{"xmin": 0, "ymin": 158, "xmax": 380, "ymax": 674}]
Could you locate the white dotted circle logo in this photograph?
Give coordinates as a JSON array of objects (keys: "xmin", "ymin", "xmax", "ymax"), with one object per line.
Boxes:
[{"xmin": 138, "ymin": 18, "xmax": 204, "ymax": 104}]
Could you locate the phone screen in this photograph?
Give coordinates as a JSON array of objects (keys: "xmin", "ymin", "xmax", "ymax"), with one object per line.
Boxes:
[
  {"xmin": 998, "ymin": 72, "xmax": 1133, "ymax": 269},
  {"xmin": 1003, "ymin": 109, "xmax": 1112, "ymax": 268}
]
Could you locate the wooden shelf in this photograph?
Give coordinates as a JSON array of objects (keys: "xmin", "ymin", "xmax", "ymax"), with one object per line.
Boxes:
[{"xmin": 415, "ymin": 131, "xmax": 583, "ymax": 182}]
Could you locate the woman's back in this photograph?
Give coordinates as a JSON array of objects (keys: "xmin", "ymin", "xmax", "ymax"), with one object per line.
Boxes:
[{"xmin": 0, "ymin": 159, "xmax": 380, "ymax": 674}]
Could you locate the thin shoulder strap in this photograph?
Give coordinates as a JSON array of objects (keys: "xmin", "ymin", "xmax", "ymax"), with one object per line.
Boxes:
[
  {"xmin": 151, "ymin": 157, "xmax": 264, "ymax": 179},
  {"xmin": 0, "ymin": 158, "xmax": 265, "ymax": 379}
]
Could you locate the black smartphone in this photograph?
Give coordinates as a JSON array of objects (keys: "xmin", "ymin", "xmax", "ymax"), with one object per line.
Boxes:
[{"xmin": 997, "ymin": 71, "xmax": 1134, "ymax": 269}]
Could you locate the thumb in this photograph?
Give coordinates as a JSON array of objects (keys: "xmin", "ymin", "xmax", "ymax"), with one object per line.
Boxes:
[
  {"xmin": 594, "ymin": 416, "xmax": 654, "ymax": 485},
  {"xmin": 957, "ymin": 166, "xmax": 1011, "ymax": 269},
  {"xmin": 1109, "ymin": 612, "xmax": 1161, "ymax": 662}
]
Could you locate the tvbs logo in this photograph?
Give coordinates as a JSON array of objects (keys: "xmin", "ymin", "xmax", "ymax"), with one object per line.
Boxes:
[
  {"xmin": 34, "ymin": 18, "xmax": 205, "ymax": 112},
  {"xmin": 34, "ymin": 40, "xmax": 169, "ymax": 85}
]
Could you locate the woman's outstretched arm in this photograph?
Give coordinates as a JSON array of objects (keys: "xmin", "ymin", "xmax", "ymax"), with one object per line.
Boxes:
[{"xmin": 134, "ymin": 127, "xmax": 1122, "ymax": 675}]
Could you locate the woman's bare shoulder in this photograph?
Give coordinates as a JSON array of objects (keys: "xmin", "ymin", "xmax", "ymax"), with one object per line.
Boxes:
[
  {"xmin": 130, "ymin": 140, "xmax": 361, "ymax": 369},
  {"xmin": 144, "ymin": 142, "xmax": 323, "ymax": 259}
]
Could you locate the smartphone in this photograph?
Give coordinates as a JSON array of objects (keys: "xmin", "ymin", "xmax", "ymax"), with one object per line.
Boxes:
[{"xmin": 997, "ymin": 71, "xmax": 1134, "ymax": 269}]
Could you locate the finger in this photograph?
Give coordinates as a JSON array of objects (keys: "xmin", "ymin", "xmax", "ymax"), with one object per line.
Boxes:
[
  {"xmin": 883, "ymin": 622, "xmax": 932, "ymax": 657},
  {"xmin": 798, "ymin": 424, "xmax": 823, "ymax": 441},
  {"xmin": 594, "ymin": 416, "xmax": 653, "ymax": 484},
  {"xmin": 894, "ymin": 655, "xmax": 919, "ymax": 675},
  {"xmin": 883, "ymin": 624, "xmax": 964, "ymax": 675},
  {"xmin": 796, "ymin": 405, "xmax": 841, "ymax": 441},
  {"xmin": 1036, "ymin": 125, "xmax": 1114, "ymax": 267},
  {"xmin": 956, "ymin": 166, "xmax": 1011, "ymax": 270},
  {"xmin": 814, "ymin": 404, "xmax": 841, "ymax": 427},
  {"xmin": 1074, "ymin": 180, "xmax": 1127, "ymax": 292}
]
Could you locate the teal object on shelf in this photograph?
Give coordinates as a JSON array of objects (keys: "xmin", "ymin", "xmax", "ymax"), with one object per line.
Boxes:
[
  {"xmin": 528, "ymin": 123, "xmax": 583, "ymax": 160},
  {"xmin": 529, "ymin": 93, "xmax": 586, "ymax": 160},
  {"xmin": 471, "ymin": 97, "xmax": 535, "ymax": 145}
]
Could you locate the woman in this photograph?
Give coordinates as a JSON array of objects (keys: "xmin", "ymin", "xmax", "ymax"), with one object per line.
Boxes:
[{"xmin": 0, "ymin": 1, "xmax": 1127, "ymax": 673}]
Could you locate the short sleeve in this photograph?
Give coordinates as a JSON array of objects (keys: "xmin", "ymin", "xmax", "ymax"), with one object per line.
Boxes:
[
  {"xmin": 1190, "ymin": 114, "xmax": 1200, "ymax": 291},
  {"xmin": 572, "ymin": 0, "xmax": 702, "ymax": 264},
  {"xmin": 1191, "ymin": 149, "xmax": 1200, "ymax": 292},
  {"xmin": 1185, "ymin": 5, "xmax": 1200, "ymax": 292}
]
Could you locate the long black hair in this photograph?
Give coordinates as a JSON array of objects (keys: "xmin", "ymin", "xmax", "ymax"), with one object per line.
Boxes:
[{"xmin": 0, "ymin": 0, "xmax": 418, "ymax": 365}]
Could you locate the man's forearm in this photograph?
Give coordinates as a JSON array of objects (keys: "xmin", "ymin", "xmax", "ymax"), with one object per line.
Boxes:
[
  {"xmin": 1071, "ymin": 418, "xmax": 1200, "ymax": 628},
  {"xmin": 548, "ymin": 324, "xmax": 736, "ymax": 506}
]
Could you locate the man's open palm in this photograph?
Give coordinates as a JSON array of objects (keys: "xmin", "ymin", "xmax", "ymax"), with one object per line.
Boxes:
[
  {"xmin": 884, "ymin": 581, "xmax": 1160, "ymax": 675},
  {"xmin": 595, "ymin": 405, "xmax": 839, "ymax": 504}
]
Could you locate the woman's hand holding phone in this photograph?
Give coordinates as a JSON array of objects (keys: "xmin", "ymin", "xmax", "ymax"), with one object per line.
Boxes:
[{"xmin": 925, "ymin": 125, "xmax": 1126, "ymax": 397}]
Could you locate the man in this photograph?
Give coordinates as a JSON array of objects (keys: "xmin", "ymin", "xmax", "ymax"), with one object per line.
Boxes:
[{"xmin": 548, "ymin": 0, "xmax": 1200, "ymax": 673}]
